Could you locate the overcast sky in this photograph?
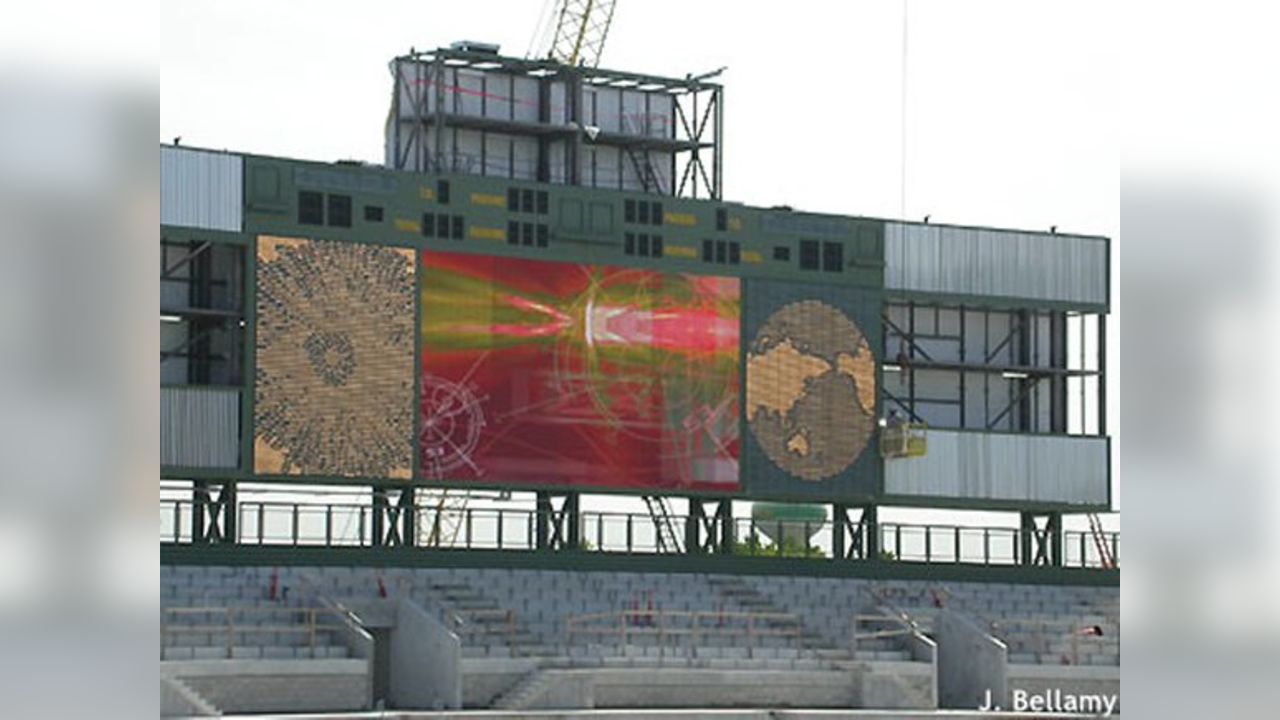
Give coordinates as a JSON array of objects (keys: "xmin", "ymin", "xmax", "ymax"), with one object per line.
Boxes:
[{"xmin": 160, "ymin": 0, "xmax": 1115, "ymax": 238}]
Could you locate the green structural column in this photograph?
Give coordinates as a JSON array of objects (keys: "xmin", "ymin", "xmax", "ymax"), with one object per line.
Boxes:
[
  {"xmin": 831, "ymin": 503, "xmax": 847, "ymax": 558},
  {"xmin": 535, "ymin": 492, "xmax": 551, "ymax": 551},
  {"xmin": 864, "ymin": 506, "xmax": 879, "ymax": 561}
]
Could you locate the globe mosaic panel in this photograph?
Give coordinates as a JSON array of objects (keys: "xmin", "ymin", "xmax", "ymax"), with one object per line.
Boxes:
[
  {"xmin": 742, "ymin": 280, "xmax": 881, "ymax": 498},
  {"xmin": 253, "ymin": 236, "xmax": 415, "ymax": 478}
]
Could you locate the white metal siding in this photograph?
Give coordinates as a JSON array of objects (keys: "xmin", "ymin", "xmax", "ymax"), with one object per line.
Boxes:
[
  {"xmin": 885, "ymin": 223, "xmax": 1107, "ymax": 305},
  {"xmin": 160, "ymin": 147, "xmax": 242, "ymax": 232},
  {"xmin": 161, "ymin": 387, "xmax": 240, "ymax": 468},
  {"xmin": 884, "ymin": 430, "xmax": 1108, "ymax": 505}
]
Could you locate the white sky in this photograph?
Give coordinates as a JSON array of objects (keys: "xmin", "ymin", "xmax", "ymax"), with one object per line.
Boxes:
[
  {"xmin": 159, "ymin": 0, "xmax": 1118, "ymax": 530},
  {"xmin": 160, "ymin": 0, "xmax": 1115, "ymax": 235}
]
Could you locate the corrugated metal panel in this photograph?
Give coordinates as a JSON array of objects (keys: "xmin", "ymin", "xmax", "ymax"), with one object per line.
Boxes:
[
  {"xmin": 161, "ymin": 387, "xmax": 240, "ymax": 468},
  {"xmin": 884, "ymin": 223, "xmax": 1107, "ymax": 305},
  {"xmin": 160, "ymin": 147, "xmax": 242, "ymax": 232},
  {"xmin": 884, "ymin": 430, "xmax": 1108, "ymax": 505}
]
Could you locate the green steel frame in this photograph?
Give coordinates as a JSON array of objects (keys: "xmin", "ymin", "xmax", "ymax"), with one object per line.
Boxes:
[{"xmin": 161, "ymin": 145, "xmax": 1115, "ymax": 577}]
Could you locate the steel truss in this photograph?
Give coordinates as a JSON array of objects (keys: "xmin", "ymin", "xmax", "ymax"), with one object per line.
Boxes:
[{"xmin": 389, "ymin": 47, "xmax": 723, "ymax": 199}]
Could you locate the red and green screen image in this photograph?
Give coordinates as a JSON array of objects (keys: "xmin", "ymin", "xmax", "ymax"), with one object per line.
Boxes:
[{"xmin": 419, "ymin": 250, "xmax": 740, "ymax": 490}]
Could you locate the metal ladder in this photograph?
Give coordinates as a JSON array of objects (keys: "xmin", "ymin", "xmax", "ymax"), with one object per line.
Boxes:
[
  {"xmin": 642, "ymin": 495, "xmax": 683, "ymax": 553},
  {"xmin": 419, "ymin": 489, "xmax": 470, "ymax": 547},
  {"xmin": 1086, "ymin": 513, "xmax": 1115, "ymax": 568}
]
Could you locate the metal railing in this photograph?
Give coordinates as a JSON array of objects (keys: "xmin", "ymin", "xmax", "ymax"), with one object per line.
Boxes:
[
  {"xmin": 444, "ymin": 608, "xmax": 519, "ymax": 645},
  {"xmin": 850, "ymin": 610, "xmax": 937, "ymax": 662},
  {"xmin": 565, "ymin": 609, "xmax": 803, "ymax": 657},
  {"xmin": 988, "ymin": 617, "xmax": 1116, "ymax": 666},
  {"xmin": 159, "ymin": 497, "xmax": 1119, "ymax": 569},
  {"xmin": 160, "ymin": 606, "xmax": 351, "ymax": 659}
]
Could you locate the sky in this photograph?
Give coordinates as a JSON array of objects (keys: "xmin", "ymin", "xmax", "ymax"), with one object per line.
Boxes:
[
  {"xmin": 160, "ymin": 0, "xmax": 1115, "ymax": 236},
  {"xmin": 159, "ymin": 0, "xmax": 1118, "ymax": 529}
]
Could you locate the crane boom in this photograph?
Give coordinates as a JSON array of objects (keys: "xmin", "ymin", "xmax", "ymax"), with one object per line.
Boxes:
[{"xmin": 548, "ymin": 0, "xmax": 617, "ymax": 67}]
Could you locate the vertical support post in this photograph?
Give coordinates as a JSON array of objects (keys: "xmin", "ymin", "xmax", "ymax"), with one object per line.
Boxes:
[
  {"xmin": 191, "ymin": 481, "xmax": 207, "ymax": 543},
  {"xmin": 832, "ymin": 503, "xmax": 847, "ymax": 559},
  {"xmin": 1019, "ymin": 512, "xmax": 1034, "ymax": 566},
  {"xmin": 535, "ymin": 492, "xmax": 551, "ymax": 552},
  {"xmin": 1016, "ymin": 310, "xmax": 1032, "ymax": 432},
  {"xmin": 958, "ymin": 304, "xmax": 967, "ymax": 427},
  {"xmin": 717, "ymin": 501, "xmax": 733, "ymax": 554},
  {"xmin": 864, "ymin": 506, "xmax": 880, "ymax": 561},
  {"xmin": 1050, "ymin": 311, "xmax": 1068, "ymax": 432},
  {"xmin": 566, "ymin": 492, "xmax": 581, "ymax": 550},
  {"xmin": 432, "ymin": 56, "xmax": 445, "ymax": 172},
  {"xmin": 568, "ymin": 69, "xmax": 582, "ymax": 187},
  {"xmin": 371, "ymin": 488, "xmax": 386, "ymax": 548},
  {"xmin": 712, "ymin": 85, "xmax": 723, "ymax": 199},
  {"xmin": 685, "ymin": 498, "xmax": 703, "ymax": 554},
  {"xmin": 1048, "ymin": 512, "xmax": 1063, "ymax": 567},
  {"xmin": 1098, "ymin": 313, "xmax": 1107, "ymax": 435},
  {"xmin": 400, "ymin": 487, "xmax": 416, "ymax": 548}
]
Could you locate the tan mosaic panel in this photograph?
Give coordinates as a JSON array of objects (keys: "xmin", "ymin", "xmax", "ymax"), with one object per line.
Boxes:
[
  {"xmin": 746, "ymin": 300, "xmax": 877, "ymax": 482},
  {"xmin": 253, "ymin": 236, "xmax": 415, "ymax": 478}
]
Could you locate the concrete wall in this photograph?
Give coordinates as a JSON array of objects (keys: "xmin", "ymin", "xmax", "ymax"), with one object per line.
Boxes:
[
  {"xmin": 563, "ymin": 669, "xmax": 858, "ymax": 709},
  {"xmin": 463, "ymin": 658, "xmax": 543, "ymax": 708},
  {"xmin": 936, "ymin": 609, "xmax": 1007, "ymax": 709},
  {"xmin": 390, "ymin": 597, "xmax": 462, "ymax": 710},
  {"xmin": 160, "ymin": 676, "xmax": 217, "ymax": 717},
  {"xmin": 1007, "ymin": 664, "xmax": 1120, "ymax": 713},
  {"xmin": 161, "ymin": 659, "xmax": 369, "ymax": 715},
  {"xmin": 506, "ymin": 666, "xmax": 934, "ymax": 711}
]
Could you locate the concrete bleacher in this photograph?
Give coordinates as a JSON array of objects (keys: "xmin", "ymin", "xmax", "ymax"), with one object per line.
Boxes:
[
  {"xmin": 161, "ymin": 565, "xmax": 352, "ymax": 661},
  {"xmin": 160, "ymin": 565, "xmax": 1117, "ymax": 711},
  {"xmin": 160, "ymin": 565, "xmax": 372, "ymax": 715}
]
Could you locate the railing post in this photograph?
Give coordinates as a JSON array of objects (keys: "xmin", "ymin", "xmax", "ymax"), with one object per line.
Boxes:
[
  {"xmin": 309, "ymin": 609, "xmax": 317, "ymax": 658},
  {"xmin": 291, "ymin": 504, "xmax": 299, "ymax": 546},
  {"xmin": 257, "ymin": 504, "xmax": 265, "ymax": 544},
  {"xmin": 983, "ymin": 528, "xmax": 991, "ymax": 565},
  {"xmin": 325, "ymin": 505, "xmax": 333, "ymax": 546},
  {"xmin": 225, "ymin": 609, "xmax": 234, "ymax": 659},
  {"xmin": 497, "ymin": 509, "xmax": 504, "ymax": 550},
  {"xmin": 954, "ymin": 526, "xmax": 961, "ymax": 563}
]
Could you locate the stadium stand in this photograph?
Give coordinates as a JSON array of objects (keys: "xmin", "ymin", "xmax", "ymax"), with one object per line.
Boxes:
[{"xmin": 160, "ymin": 565, "xmax": 1117, "ymax": 712}]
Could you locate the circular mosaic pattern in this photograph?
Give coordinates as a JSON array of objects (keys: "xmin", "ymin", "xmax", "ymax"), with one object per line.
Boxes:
[
  {"xmin": 745, "ymin": 300, "xmax": 876, "ymax": 481},
  {"xmin": 419, "ymin": 373, "xmax": 486, "ymax": 479},
  {"xmin": 254, "ymin": 237, "xmax": 415, "ymax": 478}
]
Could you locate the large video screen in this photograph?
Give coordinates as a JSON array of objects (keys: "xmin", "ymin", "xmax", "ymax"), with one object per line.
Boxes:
[{"xmin": 419, "ymin": 250, "xmax": 740, "ymax": 491}]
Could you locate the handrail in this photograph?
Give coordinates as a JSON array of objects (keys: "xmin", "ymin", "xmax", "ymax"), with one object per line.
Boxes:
[
  {"xmin": 986, "ymin": 616, "xmax": 1115, "ymax": 666},
  {"xmin": 159, "ymin": 496, "xmax": 1119, "ymax": 569},
  {"xmin": 161, "ymin": 606, "xmax": 350, "ymax": 660},
  {"xmin": 850, "ymin": 610, "xmax": 936, "ymax": 661}
]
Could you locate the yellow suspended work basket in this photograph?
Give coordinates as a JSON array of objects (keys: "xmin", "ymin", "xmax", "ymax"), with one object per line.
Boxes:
[{"xmin": 880, "ymin": 422, "xmax": 929, "ymax": 459}]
